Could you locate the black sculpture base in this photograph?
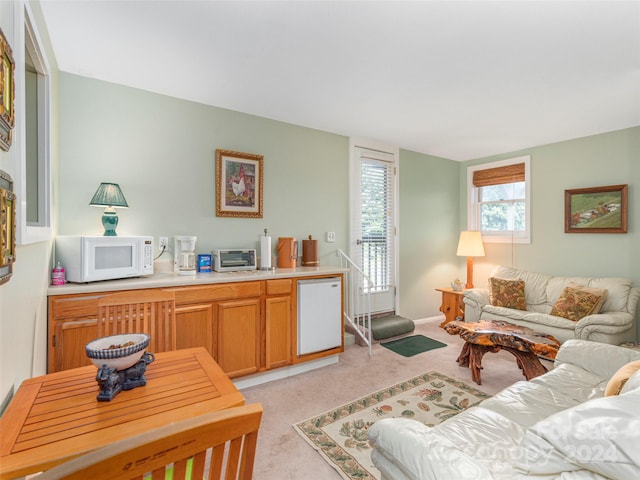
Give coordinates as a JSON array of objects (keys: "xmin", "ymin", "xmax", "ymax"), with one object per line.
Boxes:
[{"xmin": 96, "ymin": 352, "xmax": 155, "ymax": 401}]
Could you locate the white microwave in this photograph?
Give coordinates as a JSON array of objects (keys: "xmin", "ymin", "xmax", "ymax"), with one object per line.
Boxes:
[{"xmin": 55, "ymin": 235, "xmax": 154, "ymax": 283}]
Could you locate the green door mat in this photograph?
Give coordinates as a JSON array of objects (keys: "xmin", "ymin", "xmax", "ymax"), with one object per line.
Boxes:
[{"xmin": 381, "ymin": 335, "xmax": 447, "ymax": 357}]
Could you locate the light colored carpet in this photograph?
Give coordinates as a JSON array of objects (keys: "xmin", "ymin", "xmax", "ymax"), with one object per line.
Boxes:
[{"xmin": 242, "ymin": 318, "xmax": 545, "ymax": 479}]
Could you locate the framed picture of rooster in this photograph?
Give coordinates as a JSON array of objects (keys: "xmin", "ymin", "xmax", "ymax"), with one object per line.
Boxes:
[{"xmin": 215, "ymin": 149, "xmax": 263, "ymax": 218}]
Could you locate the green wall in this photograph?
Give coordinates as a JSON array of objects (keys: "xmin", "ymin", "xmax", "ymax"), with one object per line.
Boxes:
[
  {"xmin": 460, "ymin": 127, "xmax": 640, "ymax": 334},
  {"xmin": 398, "ymin": 150, "xmax": 461, "ymax": 319},
  {"xmin": 58, "ymin": 73, "xmax": 350, "ymax": 265},
  {"xmin": 57, "ymin": 73, "xmax": 640, "ymax": 328}
]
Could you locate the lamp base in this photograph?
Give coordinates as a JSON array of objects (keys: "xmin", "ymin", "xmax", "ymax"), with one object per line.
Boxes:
[
  {"xmin": 101, "ymin": 210, "xmax": 119, "ymax": 236},
  {"xmin": 465, "ymin": 256, "xmax": 474, "ymax": 289}
]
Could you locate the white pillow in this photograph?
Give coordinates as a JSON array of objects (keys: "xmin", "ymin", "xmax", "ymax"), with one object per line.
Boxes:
[
  {"xmin": 620, "ymin": 369, "xmax": 640, "ymax": 395},
  {"xmin": 514, "ymin": 389, "xmax": 640, "ymax": 479}
]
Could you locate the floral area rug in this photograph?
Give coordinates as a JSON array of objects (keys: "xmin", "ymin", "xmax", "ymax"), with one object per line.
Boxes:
[{"xmin": 293, "ymin": 371, "xmax": 490, "ymax": 480}]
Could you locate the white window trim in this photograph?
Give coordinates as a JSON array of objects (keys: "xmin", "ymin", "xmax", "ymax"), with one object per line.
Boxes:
[
  {"xmin": 13, "ymin": 1, "xmax": 52, "ymax": 245},
  {"xmin": 466, "ymin": 155, "xmax": 531, "ymax": 244}
]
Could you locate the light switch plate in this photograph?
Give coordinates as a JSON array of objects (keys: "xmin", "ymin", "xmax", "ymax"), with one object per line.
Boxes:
[{"xmin": 326, "ymin": 231, "xmax": 336, "ymax": 243}]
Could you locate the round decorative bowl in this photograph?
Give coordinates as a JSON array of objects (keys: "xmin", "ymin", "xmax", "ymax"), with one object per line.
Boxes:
[{"xmin": 85, "ymin": 333, "xmax": 150, "ymax": 371}]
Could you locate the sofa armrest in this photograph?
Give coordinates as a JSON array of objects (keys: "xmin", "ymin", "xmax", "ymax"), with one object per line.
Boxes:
[
  {"xmin": 368, "ymin": 418, "xmax": 492, "ymax": 480},
  {"xmin": 555, "ymin": 339, "xmax": 640, "ymax": 380},
  {"xmin": 462, "ymin": 289, "xmax": 490, "ymax": 322},
  {"xmin": 574, "ymin": 312, "xmax": 634, "ymax": 340}
]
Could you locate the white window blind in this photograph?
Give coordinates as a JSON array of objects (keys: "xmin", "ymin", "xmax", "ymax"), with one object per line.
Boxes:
[{"xmin": 359, "ymin": 151, "xmax": 394, "ymax": 292}]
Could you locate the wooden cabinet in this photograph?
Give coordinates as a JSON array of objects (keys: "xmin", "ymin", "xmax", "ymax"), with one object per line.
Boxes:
[
  {"xmin": 217, "ymin": 298, "xmax": 261, "ymax": 378},
  {"xmin": 48, "ymin": 274, "xmax": 341, "ymax": 378},
  {"xmin": 175, "ymin": 303, "xmax": 215, "ymax": 357},
  {"xmin": 264, "ymin": 279, "xmax": 293, "ymax": 370},
  {"xmin": 436, "ymin": 287, "xmax": 465, "ymax": 327},
  {"xmin": 51, "ymin": 318, "xmax": 97, "ymax": 372}
]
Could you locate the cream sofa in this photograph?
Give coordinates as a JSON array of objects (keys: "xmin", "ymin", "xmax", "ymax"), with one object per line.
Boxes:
[
  {"xmin": 368, "ymin": 339, "xmax": 640, "ymax": 479},
  {"xmin": 462, "ymin": 265, "xmax": 640, "ymax": 344}
]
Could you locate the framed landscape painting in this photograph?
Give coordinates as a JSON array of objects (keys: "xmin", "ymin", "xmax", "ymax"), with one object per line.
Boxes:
[
  {"xmin": 564, "ymin": 184, "xmax": 627, "ymax": 234},
  {"xmin": 215, "ymin": 149, "xmax": 263, "ymax": 218}
]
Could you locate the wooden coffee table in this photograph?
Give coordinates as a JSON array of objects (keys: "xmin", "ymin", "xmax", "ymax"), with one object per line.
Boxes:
[{"xmin": 444, "ymin": 320, "xmax": 561, "ymax": 385}]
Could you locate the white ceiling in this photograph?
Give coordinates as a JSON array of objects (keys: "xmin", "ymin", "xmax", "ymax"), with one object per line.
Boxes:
[{"xmin": 39, "ymin": 0, "xmax": 640, "ymax": 161}]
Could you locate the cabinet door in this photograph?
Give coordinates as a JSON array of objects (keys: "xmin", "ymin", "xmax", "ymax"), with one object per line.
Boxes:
[
  {"xmin": 175, "ymin": 304, "xmax": 215, "ymax": 358},
  {"xmin": 52, "ymin": 319, "xmax": 98, "ymax": 372},
  {"xmin": 265, "ymin": 296, "xmax": 292, "ymax": 369},
  {"xmin": 217, "ymin": 298, "xmax": 260, "ymax": 378}
]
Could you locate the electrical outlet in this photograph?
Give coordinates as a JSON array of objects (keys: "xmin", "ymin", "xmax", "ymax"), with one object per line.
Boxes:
[
  {"xmin": 326, "ymin": 231, "xmax": 336, "ymax": 243},
  {"xmin": 159, "ymin": 237, "xmax": 169, "ymax": 249}
]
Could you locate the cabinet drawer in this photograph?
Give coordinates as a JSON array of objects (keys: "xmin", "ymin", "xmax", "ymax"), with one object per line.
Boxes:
[
  {"xmin": 266, "ymin": 279, "xmax": 292, "ymax": 295},
  {"xmin": 50, "ymin": 295, "xmax": 103, "ymax": 320},
  {"xmin": 172, "ymin": 282, "xmax": 261, "ymax": 304}
]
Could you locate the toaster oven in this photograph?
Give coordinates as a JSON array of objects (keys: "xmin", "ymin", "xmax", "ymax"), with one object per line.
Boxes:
[{"xmin": 211, "ymin": 249, "xmax": 257, "ymax": 272}]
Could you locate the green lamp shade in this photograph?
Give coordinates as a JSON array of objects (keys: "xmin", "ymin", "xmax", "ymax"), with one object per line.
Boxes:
[
  {"xmin": 89, "ymin": 183, "xmax": 129, "ymax": 236},
  {"xmin": 89, "ymin": 183, "xmax": 129, "ymax": 208}
]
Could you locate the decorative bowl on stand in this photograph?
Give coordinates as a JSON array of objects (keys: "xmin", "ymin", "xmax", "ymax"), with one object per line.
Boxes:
[
  {"xmin": 85, "ymin": 333, "xmax": 150, "ymax": 371},
  {"xmin": 85, "ymin": 333, "xmax": 154, "ymax": 401}
]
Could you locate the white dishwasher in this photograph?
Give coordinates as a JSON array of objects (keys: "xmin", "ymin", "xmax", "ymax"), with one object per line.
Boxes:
[{"xmin": 297, "ymin": 277, "xmax": 342, "ymax": 355}]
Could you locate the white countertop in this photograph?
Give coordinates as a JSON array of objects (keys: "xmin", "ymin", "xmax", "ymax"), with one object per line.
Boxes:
[{"xmin": 47, "ymin": 266, "xmax": 348, "ymax": 296}]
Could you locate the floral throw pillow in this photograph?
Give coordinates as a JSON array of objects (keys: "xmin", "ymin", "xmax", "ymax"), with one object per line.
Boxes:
[
  {"xmin": 490, "ymin": 277, "xmax": 526, "ymax": 310},
  {"xmin": 549, "ymin": 284, "xmax": 608, "ymax": 322}
]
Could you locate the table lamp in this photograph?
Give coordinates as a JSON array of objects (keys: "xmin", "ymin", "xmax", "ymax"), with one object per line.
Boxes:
[
  {"xmin": 89, "ymin": 182, "xmax": 129, "ymax": 236},
  {"xmin": 456, "ymin": 230, "xmax": 485, "ymax": 289}
]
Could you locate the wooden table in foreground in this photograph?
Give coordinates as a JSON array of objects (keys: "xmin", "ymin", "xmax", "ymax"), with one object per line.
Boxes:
[
  {"xmin": 444, "ymin": 320, "xmax": 561, "ymax": 385},
  {"xmin": 0, "ymin": 347, "xmax": 244, "ymax": 479}
]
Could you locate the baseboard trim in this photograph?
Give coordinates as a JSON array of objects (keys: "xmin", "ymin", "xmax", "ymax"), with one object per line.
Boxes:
[
  {"xmin": 414, "ymin": 315, "xmax": 444, "ymax": 325},
  {"xmin": 233, "ymin": 355, "xmax": 340, "ymax": 390}
]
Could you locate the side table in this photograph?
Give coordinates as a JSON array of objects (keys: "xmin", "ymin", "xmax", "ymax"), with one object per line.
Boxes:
[{"xmin": 435, "ymin": 287, "xmax": 465, "ymax": 327}]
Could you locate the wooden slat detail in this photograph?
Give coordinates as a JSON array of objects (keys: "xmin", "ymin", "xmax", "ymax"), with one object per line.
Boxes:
[{"xmin": 472, "ymin": 162, "xmax": 525, "ymax": 187}]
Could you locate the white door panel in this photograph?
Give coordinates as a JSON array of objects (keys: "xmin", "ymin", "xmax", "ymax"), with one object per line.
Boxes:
[{"xmin": 350, "ymin": 144, "xmax": 398, "ymax": 314}]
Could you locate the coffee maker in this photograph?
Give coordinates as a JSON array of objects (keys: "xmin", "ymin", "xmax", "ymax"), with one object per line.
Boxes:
[{"xmin": 174, "ymin": 236, "xmax": 197, "ymax": 275}]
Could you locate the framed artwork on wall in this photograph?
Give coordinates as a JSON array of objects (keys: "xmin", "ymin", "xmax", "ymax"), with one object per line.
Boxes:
[
  {"xmin": 215, "ymin": 149, "xmax": 264, "ymax": 218},
  {"xmin": 0, "ymin": 28, "xmax": 15, "ymax": 151},
  {"xmin": 564, "ymin": 184, "xmax": 627, "ymax": 234},
  {"xmin": 0, "ymin": 170, "xmax": 16, "ymax": 284}
]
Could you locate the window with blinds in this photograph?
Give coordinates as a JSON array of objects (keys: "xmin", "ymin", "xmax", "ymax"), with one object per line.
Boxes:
[
  {"xmin": 467, "ymin": 156, "xmax": 531, "ymax": 243},
  {"xmin": 359, "ymin": 154, "xmax": 394, "ymax": 292}
]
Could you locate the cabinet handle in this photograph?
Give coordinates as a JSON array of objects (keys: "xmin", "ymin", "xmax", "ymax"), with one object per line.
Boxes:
[{"xmin": 52, "ymin": 335, "xmax": 56, "ymax": 347}]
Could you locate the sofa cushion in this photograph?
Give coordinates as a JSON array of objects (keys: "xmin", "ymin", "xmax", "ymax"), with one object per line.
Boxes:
[
  {"xmin": 550, "ymin": 284, "xmax": 608, "ymax": 322},
  {"xmin": 491, "ymin": 265, "xmax": 551, "ymax": 305},
  {"xmin": 490, "ymin": 277, "xmax": 526, "ymax": 310},
  {"xmin": 546, "ymin": 276, "xmax": 593, "ymax": 307},
  {"xmin": 482, "ymin": 304, "xmax": 529, "ymax": 321},
  {"xmin": 521, "ymin": 312, "xmax": 578, "ymax": 329},
  {"xmin": 479, "ymin": 380, "xmax": 586, "ymax": 428},
  {"xmin": 588, "ymin": 277, "xmax": 633, "ymax": 312},
  {"xmin": 604, "ymin": 360, "xmax": 640, "ymax": 396},
  {"xmin": 368, "ymin": 417, "xmax": 494, "ymax": 480},
  {"xmin": 513, "ymin": 389, "xmax": 640, "ymax": 479}
]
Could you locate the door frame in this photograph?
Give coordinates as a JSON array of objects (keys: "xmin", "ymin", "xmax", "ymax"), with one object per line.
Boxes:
[{"xmin": 348, "ymin": 137, "xmax": 400, "ymax": 315}]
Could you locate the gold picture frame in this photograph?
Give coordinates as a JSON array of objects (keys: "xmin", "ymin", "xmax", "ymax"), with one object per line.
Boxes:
[
  {"xmin": 564, "ymin": 184, "xmax": 628, "ymax": 234},
  {"xmin": 215, "ymin": 149, "xmax": 264, "ymax": 218},
  {"xmin": 0, "ymin": 28, "xmax": 15, "ymax": 151},
  {"xmin": 1, "ymin": 170, "xmax": 16, "ymax": 285}
]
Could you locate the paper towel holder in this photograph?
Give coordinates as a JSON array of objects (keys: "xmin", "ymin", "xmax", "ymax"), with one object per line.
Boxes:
[{"xmin": 259, "ymin": 228, "xmax": 276, "ymax": 271}]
